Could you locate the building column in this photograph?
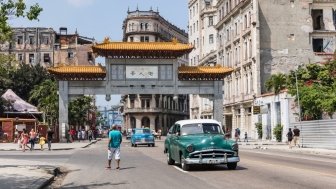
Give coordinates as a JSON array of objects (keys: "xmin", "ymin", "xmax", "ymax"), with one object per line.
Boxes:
[
  {"xmin": 213, "ymin": 81, "xmax": 223, "ymax": 125},
  {"xmin": 151, "ymin": 94, "xmax": 156, "ymax": 108},
  {"xmin": 127, "ymin": 95, "xmax": 131, "ymax": 108},
  {"xmin": 240, "ymin": 104, "xmax": 245, "ymax": 140},
  {"xmin": 58, "ymin": 81, "xmax": 69, "ymax": 142},
  {"xmin": 136, "ymin": 94, "xmax": 141, "ymax": 108},
  {"xmin": 150, "ymin": 116, "xmax": 155, "ymax": 131},
  {"xmin": 135, "ymin": 116, "xmax": 142, "ymax": 128},
  {"xmin": 159, "ymin": 95, "xmax": 163, "ymax": 108}
]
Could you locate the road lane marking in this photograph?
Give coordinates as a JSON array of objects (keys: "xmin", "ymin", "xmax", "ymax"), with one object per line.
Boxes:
[{"xmin": 173, "ymin": 165, "xmax": 188, "ymax": 173}]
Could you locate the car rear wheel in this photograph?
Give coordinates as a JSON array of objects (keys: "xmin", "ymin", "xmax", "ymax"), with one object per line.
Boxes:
[
  {"xmin": 152, "ymin": 143, "xmax": 155, "ymax": 147},
  {"xmin": 148, "ymin": 144, "xmax": 151, "ymax": 147},
  {"xmin": 227, "ymin": 162, "xmax": 237, "ymax": 170},
  {"xmin": 166, "ymin": 149, "xmax": 175, "ymax": 165},
  {"xmin": 134, "ymin": 144, "xmax": 137, "ymax": 147},
  {"xmin": 180, "ymin": 155, "xmax": 190, "ymax": 171},
  {"xmin": 131, "ymin": 143, "xmax": 134, "ymax": 147}
]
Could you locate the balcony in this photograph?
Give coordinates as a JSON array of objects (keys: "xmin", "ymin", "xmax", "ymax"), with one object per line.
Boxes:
[{"xmin": 123, "ymin": 107, "xmax": 188, "ymax": 115}]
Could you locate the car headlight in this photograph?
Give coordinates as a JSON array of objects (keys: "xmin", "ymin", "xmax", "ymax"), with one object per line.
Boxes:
[
  {"xmin": 186, "ymin": 144, "xmax": 194, "ymax": 153},
  {"xmin": 232, "ymin": 143, "xmax": 239, "ymax": 151}
]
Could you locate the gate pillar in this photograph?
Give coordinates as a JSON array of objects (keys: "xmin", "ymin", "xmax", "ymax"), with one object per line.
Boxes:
[{"xmin": 58, "ymin": 81, "xmax": 69, "ymax": 142}]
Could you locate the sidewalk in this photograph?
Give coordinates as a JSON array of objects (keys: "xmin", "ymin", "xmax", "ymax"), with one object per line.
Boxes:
[
  {"xmin": 0, "ymin": 139, "xmax": 101, "ymax": 151},
  {"xmin": 0, "ymin": 139, "xmax": 101, "ymax": 189},
  {"xmin": 238, "ymin": 141, "xmax": 336, "ymax": 157}
]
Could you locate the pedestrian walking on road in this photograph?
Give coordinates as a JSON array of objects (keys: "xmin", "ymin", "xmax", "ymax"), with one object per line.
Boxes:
[
  {"xmin": 46, "ymin": 128, "xmax": 54, "ymax": 151},
  {"xmin": 286, "ymin": 128, "xmax": 293, "ymax": 148},
  {"xmin": 106, "ymin": 125, "xmax": 122, "ymax": 170},
  {"xmin": 77, "ymin": 130, "xmax": 82, "ymax": 142},
  {"xmin": 88, "ymin": 129, "xmax": 93, "ymax": 142},
  {"xmin": 244, "ymin": 132, "xmax": 248, "ymax": 142},
  {"xmin": 29, "ymin": 129, "xmax": 37, "ymax": 151},
  {"xmin": 292, "ymin": 126, "xmax": 301, "ymax": 148},
  {"xmin": 81, "ymin": 129, "xmax": 86, "ymax": 141}
]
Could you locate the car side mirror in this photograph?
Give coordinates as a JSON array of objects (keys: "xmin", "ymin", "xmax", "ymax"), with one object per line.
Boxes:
[{"xmin": 175, "ymin": 132, "xmax": 180, "ymax": 137}]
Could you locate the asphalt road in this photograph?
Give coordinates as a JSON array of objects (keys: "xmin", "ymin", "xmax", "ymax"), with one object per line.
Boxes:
[{"xmin": 1, "ymin": 139, "xmax": 336, "ymax": 189}]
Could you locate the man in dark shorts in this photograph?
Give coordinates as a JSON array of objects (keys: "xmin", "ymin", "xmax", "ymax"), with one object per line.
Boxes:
[{"xmin": 46, "ymin": 128, "xmax": 54, "ymax": 151}]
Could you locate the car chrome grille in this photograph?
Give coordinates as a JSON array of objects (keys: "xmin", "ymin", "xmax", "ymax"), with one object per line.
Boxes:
[{"xmin": 189, "ymin": 149, "xmax": 234, "ymax": 159}]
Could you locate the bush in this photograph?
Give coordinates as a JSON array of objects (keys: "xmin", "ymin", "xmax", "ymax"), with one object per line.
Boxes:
[
  {"xmin": 255, "ymin": 122, "xmax": 263, "ymax": 139},
  {"xmin": 273, "ymin": 124, "xmax": 283, "ymax": 142}
]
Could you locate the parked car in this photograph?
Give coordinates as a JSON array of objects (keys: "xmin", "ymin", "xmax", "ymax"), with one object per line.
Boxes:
[
  {"xmin": 131, "ymin": 128, "xmax": 155, "ymax": 147},
  {"xmin": 164, "ymin": 119, "xmax": 240, "ymax": 171}
]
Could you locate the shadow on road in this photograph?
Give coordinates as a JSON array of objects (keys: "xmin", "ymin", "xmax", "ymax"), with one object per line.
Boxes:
[
  {"xmin": 185, "ymin": 164, "xmax": 248, "ymax": 172},
  {"xmin": 61, "ymin": 181, "xmax": 128, "ymax": 189},
  {"xmin": 119, "ymin": 166, "xmax": 136, "ymax": 170}
]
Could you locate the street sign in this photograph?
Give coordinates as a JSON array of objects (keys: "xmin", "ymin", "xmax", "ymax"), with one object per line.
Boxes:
[{"xmin": 253, "ymin": 106, "xmax": 261, "ymax": 114}]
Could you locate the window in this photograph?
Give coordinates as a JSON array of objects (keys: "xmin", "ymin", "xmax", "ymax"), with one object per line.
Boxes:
[
  {"xmin": 140, "ymin": 23, "xmax": 144, "ymax": 30},
  {"xmin": 129, "ymin": 37, "xmax": 134, "ymax": 42},
  {"xmin": 68, "ymin": 52, "xmax": 74, "ymax": 59},
  {"xmin": 312, "ymin": 9, "xmax": 324, "ymax": 30},
  {"xmin": 87, "ymin": 52, "xmax": 93, "ymax": 62},
  {"xmin": 145, "ymin": 23, "xmax": 148, "ymax": 30},
  {"xmin": 18, "ymin": 54, "xmax": 23, "ymax": 62},
  {"xmin": 28, "ymin": 36, "xmax": 35, "ymax": 45},
  {"xmin": 29, "ymin": 54, "xmax": 34, "ymax": 64},
  {"xmin": 43, "ymin": 36, "xmax": 49, "ymax": 45},
  {"xmin": 140, "ymin": 36, "xmax": 145, "ymax": 42},
  {"xmin": 43, "ymin": 53, "xmax": 50, "ymax": 63},
  {"xmin": 209, "ymin": 34, "xmax": 214, "ymax": 44},
  {"xmin": 209, "ymin": 16, "xmax": 213, "ymax": 26},
  {"xmin": 17, "ymin": 36, "xmax": 23, "ymax": 45},
  {"xmin": 145, "ymin": 36, "xmax": 149, "ymax": 42},
  {"xmin": 313, "ymin": 38, "xmax": 324, "ymax": 52}
]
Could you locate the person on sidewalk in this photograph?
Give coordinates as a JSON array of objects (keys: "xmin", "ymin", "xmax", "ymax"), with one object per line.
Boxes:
[
  {"xmin": 106, "ymin": 125, "xmax": 122, "ymax": 170},
  {"xmin": 39, "ymin": 136, "xmax": 46, "ymax": 151},
  {"xmin": 29, "ymin": 129, "xmax": 37, "ymax": 151},
  {"xmin": 88, "ymin": 129, "xmax": 93, "ymax": 142},
  {"xmin": 21, "ymin": 129, "xmax": 30, "ymax": 152},
  {"xmin": 77, "ymin": 129, "xmax": 82, "ymax": 142},
  {"xmin": 286, "ymin": 128, "xmax": 293, "ymax": 148},
  {"xmin": 46, "ymin": 128, "xmax": 54, "ymax": 151},
  {"xmin": 292, "ymin": 126, "xmax": 301, "ymax": 148},
  {"xmin": 244, "ymin": 132, "xmax": 248, "ymax": 142}
]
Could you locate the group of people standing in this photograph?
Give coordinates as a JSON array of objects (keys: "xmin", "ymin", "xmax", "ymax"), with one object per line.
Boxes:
[
  {"xmin": 16, "ymin": 128, "xmax": 54, "ymax": 152},
  {"xmin": 68, "ymin": 128, "xmax": 96, "ymax": 143},
  {"xmin": 286, "ymin": 126, "xmax": 301, "ymax": 148}
]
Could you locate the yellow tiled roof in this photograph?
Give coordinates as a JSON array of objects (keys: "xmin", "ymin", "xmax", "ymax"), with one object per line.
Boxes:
[
  {"xmin": 92, "ymin": 41, "xmax": 193, "ymax": 52},
  {"xmin": 178, "ymin": 65, "xmax": 233, "ymax": 74},
  {"xmin": 48, "ymin": 65, "xmax": 106, "ymax": 74}
]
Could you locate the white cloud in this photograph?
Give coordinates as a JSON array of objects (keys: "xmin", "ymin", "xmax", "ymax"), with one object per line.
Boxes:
[{"xmin": 66, "ymin": 0, "xmax": 94, "ymax": 7}]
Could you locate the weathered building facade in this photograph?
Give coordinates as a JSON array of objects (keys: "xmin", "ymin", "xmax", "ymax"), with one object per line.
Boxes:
[
  {"xmin": 0, "ymin": 27, "xmax": 95, "ymax": 67},
  {"xmin": 121, "ymin": 9, "xmax": 190, "ymax": 134},
  {"xmin": 189, "ymin": 0, "xmax": 336, "ymax": 140}
]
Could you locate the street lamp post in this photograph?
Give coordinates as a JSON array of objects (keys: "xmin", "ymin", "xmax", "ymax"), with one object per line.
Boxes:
[{"xmin": 295, "ymin": 71, "xmax": 303, "ymax": 148}]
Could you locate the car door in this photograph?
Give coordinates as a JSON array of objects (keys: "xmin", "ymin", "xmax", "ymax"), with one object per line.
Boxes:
[
  {"xmin": 166, "ymin": 125, "xmax": 175, "ymax": 154},
  {"xmin": 171, "ymin": 124, "xmax": 181, "ymax": 161}
]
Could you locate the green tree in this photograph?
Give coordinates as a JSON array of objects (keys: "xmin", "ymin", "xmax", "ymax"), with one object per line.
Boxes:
[
  {"xmin": 255, "ymin": 122, "xmax": 263, "ymax": 139},
  {"xmin": 265, "ymin": 73, "xmax": 287, "ymax": 94},
  {"xmin": 29, "ymin": 79, "xmax": 58, "ymax": 126},
  {"xmin": 69, "ymin": 96, "xmax": 95, "ymax": 127},
  {"xmin": 0, "ymin": 0, "xmax": 42, "ymax": 42},
  {"xmin": 273, "ymin": 124, "xmax": 283, "ymax": 142}
]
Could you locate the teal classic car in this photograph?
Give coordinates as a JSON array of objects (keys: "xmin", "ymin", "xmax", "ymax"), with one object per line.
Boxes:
[
  {"xmin": 164, "ymin": 119, "xmax": 239, "ymax": 171},
  {"xmin": 131, "ymin": 128, "xmax": 155, "ymax": 147}
]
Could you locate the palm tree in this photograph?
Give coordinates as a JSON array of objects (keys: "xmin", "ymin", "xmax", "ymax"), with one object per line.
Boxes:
[{"xmin": 265, "ymin": 73, "xmax": 287, "ymax": 95}]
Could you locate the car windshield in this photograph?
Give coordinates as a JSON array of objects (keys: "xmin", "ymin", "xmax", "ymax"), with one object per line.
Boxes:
[
  {"xmin": 181, "ymin": 123, "xmax": 223, "ymax": 135},
  {"xmin": 134, "ymin": 129, "xmax": 151, "ymax": 134}
]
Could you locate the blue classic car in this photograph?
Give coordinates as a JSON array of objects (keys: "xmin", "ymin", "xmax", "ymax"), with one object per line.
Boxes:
[{"xmin": 131, "ymin": 128, "xmax": 155, "ymax": 147}]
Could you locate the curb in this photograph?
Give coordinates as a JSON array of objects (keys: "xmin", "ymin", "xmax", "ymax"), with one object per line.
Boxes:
[
  {"xmin": 38, "ymin": 167, "xmax": 61, "ymax": 189},
  {"xmin": 82, "ymin": 138, "xmax": 101, "ymax": 148}
]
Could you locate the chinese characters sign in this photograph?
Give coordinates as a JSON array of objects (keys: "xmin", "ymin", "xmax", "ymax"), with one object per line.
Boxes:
[{"xmin": 126, "ymin": 66, "xmax": 158, "ymax": 79}]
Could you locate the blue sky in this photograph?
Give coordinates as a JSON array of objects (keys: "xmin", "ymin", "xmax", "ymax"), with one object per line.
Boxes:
[{"xmin": 10, "ymin": 0, "xmax": 188, "ymax": 109}]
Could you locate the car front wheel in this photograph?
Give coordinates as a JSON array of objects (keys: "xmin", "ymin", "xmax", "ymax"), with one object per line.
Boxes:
[
  {"xmin": 227, "ymin": 162, "xmax": 237, "ymax": 170},
  {"xmin": 180, "ymin": 155, "xmax": 190, "ymax": 171},
  {"xmin": 167, "ymin": 149, "xmax": 175, "ymax": 165}
]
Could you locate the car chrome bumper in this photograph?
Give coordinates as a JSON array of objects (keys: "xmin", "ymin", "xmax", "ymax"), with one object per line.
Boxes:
[
  {"xmin": 185, "ymin": 156, "xmax": 240, "ymax": 165},
  {"xmin": 134, "ymin": 141, "xmax": 155, "ymax": 145}
]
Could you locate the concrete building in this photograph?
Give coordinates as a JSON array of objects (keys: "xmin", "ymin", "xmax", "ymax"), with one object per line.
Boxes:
[
  {"xmin": 0, "ymin": 27, "xmax": 95, "ymax": 67},
  {"xmin": 121, "ymin": 9, "xmax": 190, "ymax": 134},
  {"xmin": 188, "ymin": 0, "xmax": 219, "ymax": 120},
  {"xmin": 188, "ymin": 0, "xmax": 336, "ymax": 140}
]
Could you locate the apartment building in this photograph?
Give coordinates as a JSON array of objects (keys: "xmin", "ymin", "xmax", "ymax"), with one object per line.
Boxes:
[
  {"xmin": 188, "ymin": 0, "xmax": 218, "ymax": 120},
  {"xmin": 0, "ymin": 27, "xmax": 95, "ymax": 67},
  {"xmin": 189, "ymin": 0, "xmax": 336, "ymax": 140}
]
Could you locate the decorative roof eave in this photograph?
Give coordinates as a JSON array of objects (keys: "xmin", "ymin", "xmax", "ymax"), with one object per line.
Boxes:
[
  {"xmin": 92, "ymin": 39, "xmax": 193, "ymax": 58},
  {"xmin": 178, "ymin": 65, "xmax": 233, "ymax": 81},
  {"xmin": 48, "ymin": 65, "xmax": 106, "ymax": 81}
]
